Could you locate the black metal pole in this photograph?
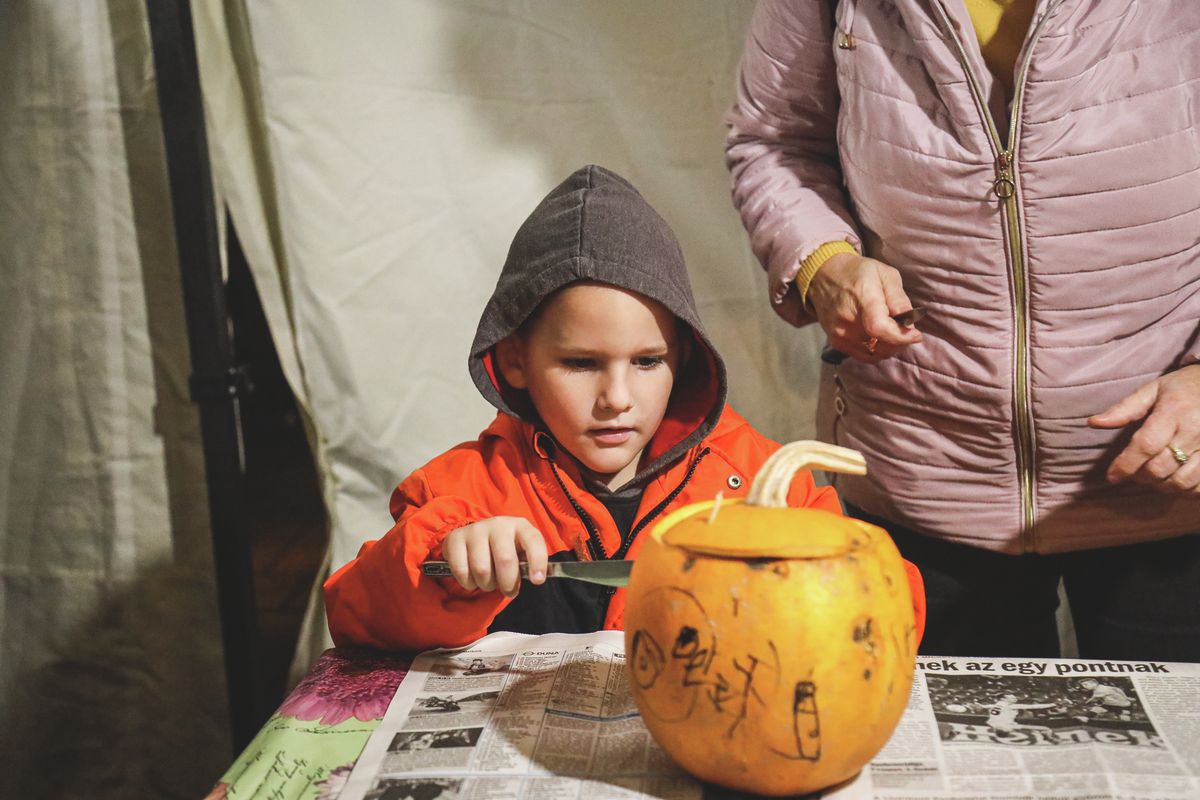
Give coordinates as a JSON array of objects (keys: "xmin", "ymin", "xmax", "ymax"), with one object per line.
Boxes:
[{"xmin": 144, "ymin": 0, "xmax": 268, "ymax": 751}]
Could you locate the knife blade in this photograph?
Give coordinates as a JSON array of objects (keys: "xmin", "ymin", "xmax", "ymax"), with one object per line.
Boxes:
[{"xmin": 420, "ymin": 559, "xmax": 634, "ymax": 588}]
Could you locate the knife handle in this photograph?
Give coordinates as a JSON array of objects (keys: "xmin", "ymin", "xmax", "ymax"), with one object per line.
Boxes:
[{"xmin": 420, "ymin": 561, "xmax": 533, "ymax": 579}]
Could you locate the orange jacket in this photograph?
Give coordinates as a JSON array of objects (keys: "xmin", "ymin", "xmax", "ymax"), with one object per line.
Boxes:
[{"xmin": 325, "ymin": 406, "xmax": 926, "ymax": 652}]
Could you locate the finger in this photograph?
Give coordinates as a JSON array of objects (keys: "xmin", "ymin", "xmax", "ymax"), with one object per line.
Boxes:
[
  {"xmin": 1131, "ymin": 446, "xmax": 1188, "ymax": 487},
  {"xmin": 1089, "ymin": 381, "xmax": 1160, "ymax": 429},
  {"xmin": 489, "ymin": 527, "xmax": 522, "ymax": 597},
  {"xmin": 873, "ymin": 266, "xmax": 923, "ymax": 345},
  {"xmin": 878, "ymin": 263, "xmax": 914, "ymax": 316},
  {"xmin": 848, "ymin": 338, "xmax": 887, "ymax": 364},
  {"xmin": 861, "ymin": 306, "xmax": 922, "ymax": 349},
  {"xmin": 441, "ymin": 531, "xmax": 476, "ymax": 591},
  {"xmin": 842, "ymin": 330, "xmax": 906, "ymax": 363},
  {"xmin": 1164, "ymin": 453, "xmax": 1200, "ymax": 493},
  {"xmin": 858, "ymin": 281, "xmax": 900, "ymax": 343},
  {"xmin": 514, "ymin": 522, "xmax": 548, "ymax": 584},
  {"xmin": 827, "ymin": 324, "xmax": 867, "ymax": 361},
  {"xmin": 1107, "ymin": 420, "xmax": 1177, "ymax": 483},
  {"xmin": 466, "ymin": 535, "xmax": 496, "ymax": 592}
]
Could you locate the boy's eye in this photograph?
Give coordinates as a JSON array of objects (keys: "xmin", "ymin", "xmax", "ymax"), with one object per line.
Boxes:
[
  {"xmin": 562, "ymin": 358, "xmax": 596, "ymax": 370},
  {"xmin": 634, "ymin": 355, "xmax": 666, "ymax": 369}
]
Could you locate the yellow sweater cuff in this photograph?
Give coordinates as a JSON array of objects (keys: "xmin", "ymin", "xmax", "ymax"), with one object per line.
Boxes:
[{"xmin": 796, "ymin": 241, "xmax": 858, "ymax": 305}]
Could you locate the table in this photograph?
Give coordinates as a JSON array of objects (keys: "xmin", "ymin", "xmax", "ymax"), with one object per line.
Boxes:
[
  {"xmin": 205, "ymin": 647, "xmax": 410, "ymax": 800},
  {"xmin": 205, "ymin": 647, "xmax": 756, "ymax": 800},
  {"xmin": 208, "ymin": 646, "xmax": 1200, "ymax": 800}
]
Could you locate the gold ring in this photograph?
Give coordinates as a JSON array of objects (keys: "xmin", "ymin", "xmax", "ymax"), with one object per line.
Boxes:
[
  {"xmin": 1168, "ymin": 444, "xmax": 1189, "ymax": 465},
  {"xmin": 865, "ymin": 336, "xmax": 878, "ymax": 354}
]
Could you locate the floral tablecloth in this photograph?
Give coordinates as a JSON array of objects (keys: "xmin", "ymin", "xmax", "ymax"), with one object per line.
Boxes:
[{"xmin": 205, "ymin": 648, "xmax": 409, "ymax": 800}]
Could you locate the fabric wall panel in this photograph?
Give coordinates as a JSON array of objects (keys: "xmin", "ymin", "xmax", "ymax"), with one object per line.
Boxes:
[
  {"xmin": 0, "ymin": 2, "xmax": 229, "ymax": 796},
  {"xmin": 198, "ymin": 1, "xmax": 827, "ymax": 657}
]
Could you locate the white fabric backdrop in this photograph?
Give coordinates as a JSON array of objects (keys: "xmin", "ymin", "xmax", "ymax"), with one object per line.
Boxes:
[
  {"xmin": 0, "ymin": 2, "xmax": 229, "ymax": 797},
  {"xmin": 197, "ymin": 0, "xmax": 829, "ymax": 653}
]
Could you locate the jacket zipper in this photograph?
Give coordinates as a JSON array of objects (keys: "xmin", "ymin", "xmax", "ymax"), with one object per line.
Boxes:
[
  {"xmin": 930, "ymin": 0, "xmax": 1061, "ymax": 549},
  {"xmin": 614, "ymin": 447, "xmax": 711, "ymax": 560},
  {"xmin": 601, "ymin": 447, "xmax": 711, "ymax": 604},
  {"xmin": 548, "ymin": 444, "xmax": 711, "ymax": 609},
  {"xmin": 547, "ymin": 456, "xmax": 607, "ymax": 561}
]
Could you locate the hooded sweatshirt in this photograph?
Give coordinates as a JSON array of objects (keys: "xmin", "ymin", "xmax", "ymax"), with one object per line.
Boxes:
[{"xmin": 324, "ymin": 165, "xmax": 926, "ymax": 653}]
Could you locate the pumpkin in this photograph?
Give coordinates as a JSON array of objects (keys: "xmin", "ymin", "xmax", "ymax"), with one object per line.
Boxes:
[{"xmin": 624, "ymin": 441, "xmax": 917, "ymax": 797}]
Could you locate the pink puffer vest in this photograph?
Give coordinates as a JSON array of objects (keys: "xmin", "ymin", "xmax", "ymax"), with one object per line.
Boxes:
[{"xmin": 726, "ymin": 0, "xmax": 1200, "ymax": 553}]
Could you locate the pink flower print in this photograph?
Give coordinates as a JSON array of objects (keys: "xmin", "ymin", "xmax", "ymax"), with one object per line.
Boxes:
[
  {"xmin": 277, "ymin": 647, "xmax": 409, "ymax": 726},
  {"xmin": 314, "ymin": 764, "xmax": 354, "ymax": 800}
]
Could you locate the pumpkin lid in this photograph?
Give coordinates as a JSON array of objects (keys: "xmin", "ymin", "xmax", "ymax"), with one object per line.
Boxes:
[{"xmin": 656, "ymin": 499, "xmax": 875, "ymax": 559}]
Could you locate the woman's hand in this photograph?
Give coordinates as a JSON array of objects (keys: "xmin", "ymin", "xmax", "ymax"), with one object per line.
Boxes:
[
  {"xmin": 1088, "ymin": 364, "xmax": 1200, "ymax": 494},
  {"xmin": 808, "ymin": 252, "xmax": 924, "ymax": 362},
  {"xmin": 440, "ymin": 517, "xmax": 549, "ymax": 597}
]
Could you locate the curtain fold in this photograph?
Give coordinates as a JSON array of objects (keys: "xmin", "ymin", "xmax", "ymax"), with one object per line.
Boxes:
[{"xmin": 0, "ymin": 2, "xmax": 229, "ymax": 797}]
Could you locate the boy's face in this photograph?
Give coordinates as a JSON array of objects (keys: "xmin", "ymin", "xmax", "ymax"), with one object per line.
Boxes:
[{"xmin": 498, "ymin": 283, "xmax": 682, "ymax": 490}]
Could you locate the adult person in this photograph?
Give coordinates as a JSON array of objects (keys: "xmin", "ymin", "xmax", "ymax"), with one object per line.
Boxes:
[{"xmin": 725, "ymin": 0, "xmax": 1200, "ymax": 660}]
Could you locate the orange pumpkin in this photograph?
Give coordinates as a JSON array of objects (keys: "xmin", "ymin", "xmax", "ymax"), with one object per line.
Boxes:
[{"xmin": 624, "ymin": 442, "xmax": 917, "ymax": 797}]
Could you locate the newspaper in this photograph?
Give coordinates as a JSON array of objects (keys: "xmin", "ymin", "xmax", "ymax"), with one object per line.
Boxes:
[{"xmin": 337, "ymin": 631, "xmax": 1200, "ymax": 800}]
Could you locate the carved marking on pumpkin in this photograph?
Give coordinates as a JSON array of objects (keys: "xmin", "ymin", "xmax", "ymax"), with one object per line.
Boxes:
[
  {"xmin": 633, "ymin": 587, "xmax": 713, "ymax": 723},
  {"xmin": 674, "ymin": 624, "xmax": 723, "ymax": 701},
  {"xmin": 630, "ymin": 629, "xmax": 665, "ymax": 690},
  {"xmin": 639, "ymin": 595, "xmax": 785, "ymax": 740},
  {"xmin": 723, "ymin": 653, "xmax": 767, "ymax": 738},
  {"xmin": 771, "ymin": 680, "xmax": 822, "ymax": 761},
  {"xmin": 853, "ymin": 615, "xmax": 880, "ymax": 687}
]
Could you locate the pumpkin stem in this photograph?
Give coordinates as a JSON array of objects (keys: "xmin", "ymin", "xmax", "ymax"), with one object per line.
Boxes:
[{"xmin": 746, "ymin": 441, "xmax": 867, "ymax": 508}]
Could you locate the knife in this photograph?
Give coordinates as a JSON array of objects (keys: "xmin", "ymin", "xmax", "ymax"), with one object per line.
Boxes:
[
  {"xmin": 821, "ymin": 307, "xmax": 928, "ymax": 365},
  {"xmin": 420, "ymin": 560, "xmax": 634, "ymax": 588}
]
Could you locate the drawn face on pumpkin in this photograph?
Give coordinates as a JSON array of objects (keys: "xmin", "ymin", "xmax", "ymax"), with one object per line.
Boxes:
[{"xmin": 498, "ymin": 282, "xmax": 681, "ymax": 490}]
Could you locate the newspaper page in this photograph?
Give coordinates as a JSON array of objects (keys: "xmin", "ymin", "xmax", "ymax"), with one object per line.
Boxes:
[
  {"xmin": 336, "ymin": 631, "xmax": 709, "ymax": 800},
  {"xmin": 338, "ymin": 631, "xmax": 1200, "ymax": 800},
  {"xmin": 867, "ymin": 656, "xmax": 1200, "ymax": 799}
]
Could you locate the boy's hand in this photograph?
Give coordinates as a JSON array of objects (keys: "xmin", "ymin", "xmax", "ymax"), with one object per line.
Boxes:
[
  {"xmin": 441, "ymin": 517, "xmax": 549, "ymax": 598},
  {"xmin": 808, "ymin": 252, "xmax": 923, "ymax": 362}
]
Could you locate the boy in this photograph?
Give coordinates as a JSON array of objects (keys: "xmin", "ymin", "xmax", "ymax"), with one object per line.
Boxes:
[{"xmin": 324, "ymin": 165, "xmax": 925, "ymax": 652}]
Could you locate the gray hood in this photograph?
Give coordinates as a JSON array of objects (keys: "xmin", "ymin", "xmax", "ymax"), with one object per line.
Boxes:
[{"xmin": 469, "ymin": 164, "xmax": 727, "ymax": 476}]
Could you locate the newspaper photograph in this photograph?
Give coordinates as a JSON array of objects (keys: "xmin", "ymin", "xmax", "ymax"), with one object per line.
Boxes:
[{"xmin": 338, "ymin": 630, "xmax": 1200, "ymax": 800}]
